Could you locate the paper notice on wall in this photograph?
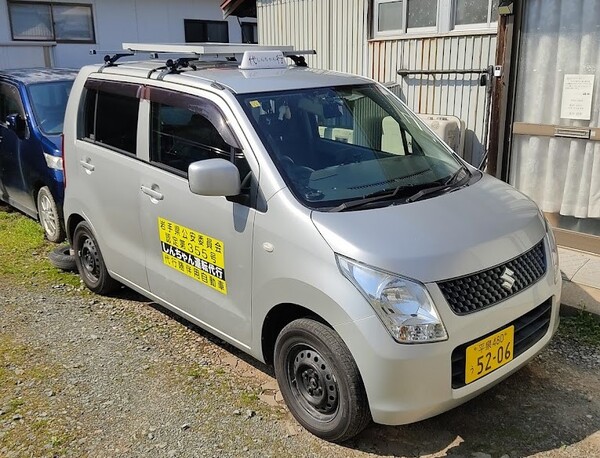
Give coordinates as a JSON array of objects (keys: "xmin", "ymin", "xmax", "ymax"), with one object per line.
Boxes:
[{"xmin": 560, "ymin": 74, "xmax": 595, "ymax": 120}]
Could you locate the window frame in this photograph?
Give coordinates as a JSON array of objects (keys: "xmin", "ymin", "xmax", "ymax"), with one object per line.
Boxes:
[
  {"xmin": 184, "ymin": 19, "xmax": 230, "ymax": 44},
  {"xmin": 372, "ymin": 0, "xmax": 497, "ymax": 39},
  {"xmin": 452, "ymin": 0, "xmax": 498, "ymax": 32},
  {"xmin": 7, "ymin": 1, "xmax": 96, "ymax": 44}
]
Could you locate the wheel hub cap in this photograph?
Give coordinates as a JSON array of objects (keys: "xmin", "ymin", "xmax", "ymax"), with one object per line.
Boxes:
[
  {"xmin": 81, "ymin": 238, "xmax": 99, "ymax": 280},
  {"xmin": 292, "ymin": 349, "xmax": 338, "ymax": 415}
]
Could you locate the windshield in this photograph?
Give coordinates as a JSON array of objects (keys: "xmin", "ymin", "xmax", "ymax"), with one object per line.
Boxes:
[
  {"xmin": 238, "ymin": 84, "xmax": 470, "ymax": 209},
  {"xmin": 27, "ymin": 80, "xmax": 74, "ymax": 135}
]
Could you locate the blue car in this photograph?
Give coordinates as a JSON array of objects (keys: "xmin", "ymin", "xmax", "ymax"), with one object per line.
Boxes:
[{"xmin": 0, "ymin": 68, "xmax": 77, "ymax": 242}]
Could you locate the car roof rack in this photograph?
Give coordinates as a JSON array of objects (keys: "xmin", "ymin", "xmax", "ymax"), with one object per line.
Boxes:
[
  {"xmin": 123, "ymin": 42, "xmax": 298, "ymax": 55},
  {"xmin": 92, "ymin": 43, "xmax": 317, "ymax": 78}
]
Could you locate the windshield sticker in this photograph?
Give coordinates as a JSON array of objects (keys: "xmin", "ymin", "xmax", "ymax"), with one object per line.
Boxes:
[
  {"xmin": 158, "ymin": 217, "xmax": 226, "ymax": 294},
  {"xmin": 249, "ymin": 100, "xmax": 261, "ymax": 108}
]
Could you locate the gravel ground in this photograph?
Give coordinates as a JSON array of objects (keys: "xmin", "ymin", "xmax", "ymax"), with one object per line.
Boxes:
[{"xmin": 1, "ymin": 279, "xmax": 599, "ymax": 458}]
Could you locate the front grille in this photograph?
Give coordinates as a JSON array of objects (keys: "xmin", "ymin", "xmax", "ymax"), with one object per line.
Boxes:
[
  {"xmin": 438, "ymin": 240, "xmax": 546, "ymax": 315},
  {"xmin": 450, "ymin": 299, "xmax": 552, "ymax": 388}
]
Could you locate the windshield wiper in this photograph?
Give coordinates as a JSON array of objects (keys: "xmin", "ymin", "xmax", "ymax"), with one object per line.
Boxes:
[
  {"xmin": 329, "ymin": 184, "xmax": 418, "ymax": 212},
  {"xmin": 330, "ymin": 166, "xmax": 472, "ymax": 212},
  {"xmin": 405, "ymin": 167, "xmax": 471, "ymax": 203}
]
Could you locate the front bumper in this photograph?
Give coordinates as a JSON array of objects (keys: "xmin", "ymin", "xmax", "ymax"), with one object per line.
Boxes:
[{"xmin": 336, "ymin": 269, "xmax": 561, "ymax": 425}]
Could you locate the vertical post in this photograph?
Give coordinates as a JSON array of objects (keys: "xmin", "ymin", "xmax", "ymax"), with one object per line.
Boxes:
[
  {"xmin": 486, "ymin": 11, "xmax": 511, "ymax": 176},
  {"xmin": 488, "ymin": 0, "xmax": 525, "ymax": 180}
]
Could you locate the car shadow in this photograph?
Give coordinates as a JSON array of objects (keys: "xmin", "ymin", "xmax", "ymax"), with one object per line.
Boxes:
[
  {"xmin": 146, "ymin": 300, "xmax": 275, "ymax": 377},
  {"xmin": 346, "ymin": 354, "xmax": 600, "ymax": 456},
  {"xmin": 139, "ymin": 298, "xmax": 599, "ymax": 456}
]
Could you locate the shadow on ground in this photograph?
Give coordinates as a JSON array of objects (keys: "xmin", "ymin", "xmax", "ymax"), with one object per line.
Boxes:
[
  {"xmin": 348, "ymin": 360, "xmax": 599, "ymax": 456},
  {"xmin": 141, "ymin": 299, "xmax": 598, "ymax": 457}
]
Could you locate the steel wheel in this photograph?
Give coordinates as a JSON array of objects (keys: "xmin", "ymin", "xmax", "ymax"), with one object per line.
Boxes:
[
  {"xmin": 73, "ymin": 221, "xmax": 119, "ymax": 294},
  {"xmin": 274, "ymin": 318, "xmax": 370, "ymax": 442}
]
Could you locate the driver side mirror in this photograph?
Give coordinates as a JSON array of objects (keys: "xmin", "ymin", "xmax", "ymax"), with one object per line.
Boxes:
[
  {"xmin": 188, "ymin": 158, "xmax": 241, "ymax": 197},
  {"xmin": 6, "ymin": 113, "xmax": 27, "ymax": 139}
]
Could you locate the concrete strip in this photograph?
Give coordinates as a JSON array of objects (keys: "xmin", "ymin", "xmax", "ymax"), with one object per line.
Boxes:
[
  {"xmin": 560, "ymin": 279, "xmax": 600, "ymax": 321},
  {"xmin": 571, "ymin": 257, "xmax": 600, "ymax": 289},
  {"xmin": 558, "ymin": 247, "xmax": 590, "ymax": 281}
]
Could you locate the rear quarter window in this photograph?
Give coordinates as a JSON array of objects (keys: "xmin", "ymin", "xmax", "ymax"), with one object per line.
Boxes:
[{"xmin": 78, "ymin": 79, "xmax": 140, "ymax": 156}]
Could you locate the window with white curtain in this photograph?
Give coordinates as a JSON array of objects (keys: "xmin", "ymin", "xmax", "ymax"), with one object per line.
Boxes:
[
  {"xmin": 372, "ymin": 0, "xmax": 498, "ymax": 37},
  {"xmin": 8, "ymin": 1, "xmax": 95, "ymax": 43}
]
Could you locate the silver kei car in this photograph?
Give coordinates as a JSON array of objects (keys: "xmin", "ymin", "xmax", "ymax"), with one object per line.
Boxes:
[{"xmin": 62, "ymin": 43, "xmax": 561, "ymax": 442}]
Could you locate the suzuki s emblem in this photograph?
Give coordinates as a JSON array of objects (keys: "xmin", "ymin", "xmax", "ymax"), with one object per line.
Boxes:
[{"xmin": 500, "ymin": 267, "xmax": 516, "ymax": 291}]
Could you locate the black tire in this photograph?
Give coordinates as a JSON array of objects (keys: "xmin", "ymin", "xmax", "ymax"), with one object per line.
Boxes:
[
  {"xmin": 73, "ymin": 221, "xmax": 119, "ymax": 294},
  {"xmin": 274, "ymin": 318, "xmax": 371, "ymax": 443},
  {"xmin": 48, "ymin": 244, "xmax": 76, "ymax": 271},
  {"xmin": 37, "ymin": 186, "xmax": 65, "ymax": 243}
]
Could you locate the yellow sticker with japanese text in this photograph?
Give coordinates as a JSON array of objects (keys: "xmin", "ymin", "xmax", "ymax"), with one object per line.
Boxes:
[{"xmin": 158, "ymin": 217, "xmax": 227, "ymax": 294}]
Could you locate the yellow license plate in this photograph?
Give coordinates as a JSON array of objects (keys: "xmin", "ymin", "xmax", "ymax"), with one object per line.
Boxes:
[{"xmin": 465, "ymin": 325, "xmax": 514, "ymax": 385}]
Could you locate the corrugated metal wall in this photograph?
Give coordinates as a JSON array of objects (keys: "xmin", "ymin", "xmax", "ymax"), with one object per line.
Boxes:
[
  {"xmin": 370, "ymin": 34, "xmax": 497, "ymax": 164},
  {"xmin": 257, "ymin": 0, "xmax": 368, "ymax": 75},
  {"xmin": 257, "ymin": 0, "xmax": 496, "ymax": 164}
]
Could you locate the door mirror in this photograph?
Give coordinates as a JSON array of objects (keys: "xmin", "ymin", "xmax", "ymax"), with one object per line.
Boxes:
[
  {"xmin": 6, "ymin": 113, "xmax": 27, "ymax": 139},
  {"xmin": 188, "ymin": 158, "xmax": 241, "ymax": 197}
]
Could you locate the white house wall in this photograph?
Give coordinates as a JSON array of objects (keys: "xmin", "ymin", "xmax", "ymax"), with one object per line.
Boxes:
[{"xmin": 0, "ymin": 0, "xmax": 254, "ymax": 69}]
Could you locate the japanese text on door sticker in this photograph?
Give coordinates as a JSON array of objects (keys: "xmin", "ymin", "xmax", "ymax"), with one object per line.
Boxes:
[{"xmin": 158, "ymin": 217, "xmax": 226, "ymax": 294}]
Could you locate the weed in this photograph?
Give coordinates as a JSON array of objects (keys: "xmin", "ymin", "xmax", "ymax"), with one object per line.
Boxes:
[
  {"xmin": 559, "ymin": 309, "xmax": 600, "ymax": 347},
  {"xmin": 240, "ymin": 391, "xmax": 259, "ymax": 406},
  {"xmin": 0, "ymin": 208, "xmax": 79, "ymax": 287}
]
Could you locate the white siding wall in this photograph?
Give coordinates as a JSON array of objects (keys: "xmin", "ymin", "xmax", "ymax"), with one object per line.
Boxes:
[
  {"xmin": 0, "ymin": 43, "xmax": 53, "ymax": 69},
  {"xmin": 257, "ymin": 0, "xmax": 368, "ymax": 75},
  {"xmin": 370, "ymin": 34, "xmax": 497, "ymax": 164},
  {"xmin": 0, "ymin": 0, "xmax": 255, "ymax": 69}
]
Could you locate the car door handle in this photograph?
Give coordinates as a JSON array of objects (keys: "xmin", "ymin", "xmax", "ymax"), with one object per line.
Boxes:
[
  {"xmin": 79, "ymin": 160, "xmax": 95, "ymax": 172},
  {"xmin": 141, "ymin": 185, "xmax": 164, "ymax": 201}
]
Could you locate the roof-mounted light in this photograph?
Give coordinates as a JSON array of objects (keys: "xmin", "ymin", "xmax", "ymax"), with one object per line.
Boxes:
[{"xmin": 239, "ymin": 50, "xmax": 287, "ymax": 70}]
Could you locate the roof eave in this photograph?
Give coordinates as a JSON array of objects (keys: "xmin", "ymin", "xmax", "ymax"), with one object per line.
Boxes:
[{"xmin": 221, "ymin": 0, "xmax": 256, "ymax": 18}]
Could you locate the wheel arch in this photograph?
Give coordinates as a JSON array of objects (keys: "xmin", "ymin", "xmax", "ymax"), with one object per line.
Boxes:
[
  {"xmin": 261, "ymin": 303, "xmax": 332, "ymax": 366},
  {"xmin": 66, "ymin": 213, "xmax": 85, "ymax": 244}
]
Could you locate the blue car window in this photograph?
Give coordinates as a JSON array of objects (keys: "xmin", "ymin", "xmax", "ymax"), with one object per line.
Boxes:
[{"xmin": 27, "ymin": 80, "xmax": 74, "ymax": 135}]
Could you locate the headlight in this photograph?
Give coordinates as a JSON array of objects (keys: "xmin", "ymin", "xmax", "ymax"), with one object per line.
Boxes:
[
  {"xmin": 544, "ymin": 217, "xmax": 560, "ymax": 284},
  {"xmin": 43, "ymin": 152, "xmax": 63, "ymax": 170},
  {"xmin": 336, "ymin": 255, "xmax": 448, "ymax": 343}
]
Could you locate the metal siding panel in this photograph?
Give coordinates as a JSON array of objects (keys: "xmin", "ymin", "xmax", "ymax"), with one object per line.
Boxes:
[
  {"xmin": 349, "ymin": 0, "xmax": 355, "ymax": 73},
  {"xmin": 472, "ymin": 35, "xmax": 490, "ymax": 162},
  {"xmin": 391, "ymin": 40, "xmax": 398, "ymax": 86},
  {"xmin": 434, "ymin": 37, "xmax": 446, "ymax": 115}
]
